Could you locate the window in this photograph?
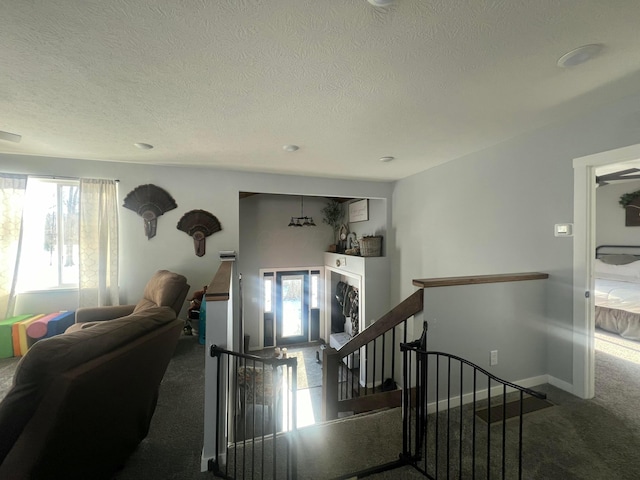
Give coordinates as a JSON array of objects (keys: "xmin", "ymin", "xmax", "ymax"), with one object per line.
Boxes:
[
  {"xmin": 310, "ymin": 270, "xmax": 320, "ymax": 309},
  {"xmin": 263, "ymin": 274, "xmax": 273, "ymax": 313},
  {"xmin": 16, "ymin": 178, "xmax": 80, "ymax": 291}
]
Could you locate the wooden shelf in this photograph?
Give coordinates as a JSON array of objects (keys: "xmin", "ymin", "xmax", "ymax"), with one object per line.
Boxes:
[{"xmin": 413, "ymin": 272, "xmax": 549, "ymax": 289}]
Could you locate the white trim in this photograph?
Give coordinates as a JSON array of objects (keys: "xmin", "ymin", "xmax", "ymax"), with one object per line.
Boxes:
[
  {"xmin": 258, "ymin": 266, "xmax": 324, "ymax": 349},
  {"xmin": 572, "ymin": 143, "xmax": 640, "ymax": 400},
  {"xmin": 548, "ymin": 375, "xmax": 575, "ymax": 395}
]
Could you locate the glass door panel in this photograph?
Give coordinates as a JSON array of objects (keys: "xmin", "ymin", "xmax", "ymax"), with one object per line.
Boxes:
[{"xmin": 276, "ymin": 271, "xmax": 309, "ymax": 345}]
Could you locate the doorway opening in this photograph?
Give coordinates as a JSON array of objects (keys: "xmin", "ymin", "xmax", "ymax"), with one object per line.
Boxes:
[
  {"xmin": 573, "ymin": 143, "xmax": 640, "ymax": 399},
  {"xmin": 261, "ymin": 268, "xmax": 322, "ymax": 347}
]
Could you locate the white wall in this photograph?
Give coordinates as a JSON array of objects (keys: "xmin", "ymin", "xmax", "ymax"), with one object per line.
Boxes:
[
  {"xmin": 595, "ymin": 180, "xmax": 640, "ymax": 246},
  {"xmin": 392, "ymin": 88, "xmax": 640, "ymax": 387}
]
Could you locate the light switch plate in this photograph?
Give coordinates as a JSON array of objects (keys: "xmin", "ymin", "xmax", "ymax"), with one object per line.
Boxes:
[{"xmin": 554, "ymin": 223, "xmax": 573, "ymax": 237}]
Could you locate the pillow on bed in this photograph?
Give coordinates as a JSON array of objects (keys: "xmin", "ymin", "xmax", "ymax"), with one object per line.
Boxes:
[
  {"xmin": 594, "ymin": 259, "xmax": 640, "ymax": 282},
  {"xmin": 598, "ymin": 254, "xmax": 638, "ymax": 265}
]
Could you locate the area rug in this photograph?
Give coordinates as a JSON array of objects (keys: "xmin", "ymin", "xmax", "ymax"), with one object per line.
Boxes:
[{"xmin": 475, "ymin": 395, "xmax": 554, "ymax": 424}]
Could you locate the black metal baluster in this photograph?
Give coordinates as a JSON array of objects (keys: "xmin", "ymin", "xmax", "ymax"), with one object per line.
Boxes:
[
  {"xmin": 291, "ymin": 360, "xmax": 298, "ymax": 480},
  {"xmin": 435, "ymin": 355, "xmax": 440, "ymax": 478},
  {"xmin": 459, "ymin": 362, "xmax": 463, "ymax": 480},
  {"xmin": 251, "ymin": 358, "xmax": 256, "ymax": 480},
  {"xmin": 226, "ymin": 354, "xmax": 231, "ymax": 478},
  {"xmin": 233, "ymin": 356, "xmax": 238, "ymax": 478},
  {"xmin": 373, "ymin": 338, "xmax": 377, "ymax": 393},
  {"xmin": 261, "ymin": 360, "xmax": 265, "ymax": 479},
  {"xmin": 412, "ymin": 350, "xmax": 424, "ymax": 462},
  {"xmin": 472, "ymin": 369, "xmax": 477, "ymax": 480},
  {"xmin": 272, "ymin": 364, "xmax": 277, "ymax": 480},
  {"xmin": 365, "ymin": 343, "xmax": 369, "ymax": 395},
  {"xmin": 502, "ymin": 384, "xmax": 507, "ymax": 480},
  {"xmin": 402, "ymin": 346, "xmax": 409, "ymax": 459},
  {"xmin": 425, "ymin": 351, "xmax": 429, "ymax": 475},
  {"xmin": 286, "ymin": 364, "xmax": 291, "ymax": 479},
  {"xmin": 407, "ymin": 344, "xmax": 419, "ymax": 456},
  {"xmin": 357, "ymin": 350, "xmax": 361, "ymax": 398},
  {"xmin": 392, "ymin": 327, "xmax": 396, "ymax": 383},
  {"xmin": 212, "ymin": 348, "xmax": 222, "ymax": 476},
  {"xmin": 382, "ymin": 332, "xmax": 386, "ymax": 390},
  {"xmin": 242, "ymin": 360, "xmax": 247, "ymax": 480},
  {"xmin": 518, "ymin": 390, "xmax": 524, "ymax": 480},
  {"xmin": 447, "ymin": 357, "xmax": 451, "ymax": 480},
  {"xmin": 487, "ymin": 377, "xmax": 491, "ymax": 480}
]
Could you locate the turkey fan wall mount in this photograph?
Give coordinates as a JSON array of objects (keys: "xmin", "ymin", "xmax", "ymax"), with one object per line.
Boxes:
[
  {"xmin": 177, "ymin": 210, "xmax": 222, "ymax": 257},
  {"xmin": 123, "ymin": 184, "xmax": 177, "ymax": 240}
]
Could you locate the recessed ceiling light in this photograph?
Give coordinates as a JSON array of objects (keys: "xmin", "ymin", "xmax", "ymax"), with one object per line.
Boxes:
[
  {"xmin": 557, "ymin": 44, "xmax": 604, "ymax": 68},
  {"xmin": 134, "ymin": 142, "xmax": 154, "ymax": 150},
  {"xmin": 0, "ymin": 130, "xmax": 22, "ymax": 143},
  {"xmin": 283, "ymin": 144, "xmax": 299, "ymax": 152},
  {"xmin": 379, "ymin": 156, "xmax": 394, "ymax": 163}
]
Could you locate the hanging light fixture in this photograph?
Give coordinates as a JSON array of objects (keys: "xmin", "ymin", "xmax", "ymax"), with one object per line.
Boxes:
[{"xmin": 288, "ymin": 196, "xmax": 316, "ymax": 227}]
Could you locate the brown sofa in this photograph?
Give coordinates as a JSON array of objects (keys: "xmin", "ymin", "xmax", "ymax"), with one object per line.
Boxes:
[{"xmin": 0, "ymin": 270, "xmax": 189, "ymax": 479}]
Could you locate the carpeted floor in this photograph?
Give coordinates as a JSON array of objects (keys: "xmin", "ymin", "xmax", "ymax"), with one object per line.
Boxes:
[
  {"xmin": 3, "ymin": 329, "xmax": 640, "ymax": 479},
  {"xmin": 0, "ymin": 356, "xmax": 20, "ymax": 403}
]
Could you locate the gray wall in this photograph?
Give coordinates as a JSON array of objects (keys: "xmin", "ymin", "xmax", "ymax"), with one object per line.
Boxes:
[
  {"xmin": 238, "ymin": 194, "xmax": 331, "ymax": 348},
  {"xmin": 346, "ymin": 198, "xmax": 386, "ymax": 238},
  {"xmin": 596, "ymin": 180, "xmax": 640, "ymax": 246},
  {"xmin": 0, "ymin": 155, "xmax": 393, "ymax": 319},
  {"xmin": 238, "ymin": 194, "xmax": 389, "ymax": 349},
  {"xmin": 392, "ymin": 88, "xmax": 640, "ymax": 387}
]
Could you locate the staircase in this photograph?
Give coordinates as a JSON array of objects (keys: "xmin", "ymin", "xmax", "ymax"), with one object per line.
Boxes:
[{"xmin": 209, "ymin": 266, "xmax": 550, "ymax": 479}]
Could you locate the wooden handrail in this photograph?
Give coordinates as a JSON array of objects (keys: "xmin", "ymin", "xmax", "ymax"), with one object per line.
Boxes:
[
  {"xmin": 413, "ymin": 272, "xmax": 548, "ymax": 288},
  {"xmin": 324, "ymin": 272, "xmax": 550, "ymax": 420},
  {"xmin": 205, "ymin": 261, "xmax": 233, "ymax": 302},
  {"xmin": 338, "ymin": 289, "xmax": 423, "ymax": 357}
]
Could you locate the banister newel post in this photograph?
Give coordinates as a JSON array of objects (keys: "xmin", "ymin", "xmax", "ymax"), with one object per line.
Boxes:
[{"xmin": 322, "ymin": 347, "xmax": 340, "ymax": 421}]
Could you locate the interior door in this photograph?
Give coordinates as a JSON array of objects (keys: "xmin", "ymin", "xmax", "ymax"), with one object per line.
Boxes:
[{"xmin": 276, "ymin": 270, "xmax": 309, "ymax": 345}]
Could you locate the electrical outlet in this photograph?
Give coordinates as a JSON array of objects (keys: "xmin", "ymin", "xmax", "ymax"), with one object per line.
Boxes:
[{"xmin": 490, "ymin": 350, "xmax": 498, "ymax": 366}]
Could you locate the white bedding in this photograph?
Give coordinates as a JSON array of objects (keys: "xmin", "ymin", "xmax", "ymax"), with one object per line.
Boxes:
[{"xmin": 595, "ymin": 259, "xmax": 640, "ymax": 340}]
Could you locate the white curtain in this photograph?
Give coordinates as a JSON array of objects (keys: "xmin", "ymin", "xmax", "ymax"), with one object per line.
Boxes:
[
  {"xmin": 0, "ymin": 174, "xmax": 27, "ymax": 318},
  {"xmin": 79, "ymin": 179, "xmax": 119, "ymax": 307}
]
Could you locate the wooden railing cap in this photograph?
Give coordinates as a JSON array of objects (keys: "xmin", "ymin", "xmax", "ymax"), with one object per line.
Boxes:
[{"xmin": 205, "ymin": 261, "xmax": 233, "ymax": 302}]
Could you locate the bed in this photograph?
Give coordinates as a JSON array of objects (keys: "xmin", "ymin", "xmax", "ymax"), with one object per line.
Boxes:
[{"xmin": 595, "ymin": 245, "xmax": 640, "ymax": 340}]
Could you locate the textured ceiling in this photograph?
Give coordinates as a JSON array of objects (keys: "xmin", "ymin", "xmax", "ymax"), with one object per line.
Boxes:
[{"xmin": 2, "ymin": 0, "xmax": 640, "ymax": 181}]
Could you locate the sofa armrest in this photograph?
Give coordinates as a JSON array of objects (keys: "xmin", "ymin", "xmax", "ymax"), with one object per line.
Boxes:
[{"xmin": 75, "ymin": 305, "xmax": 136, "ymax": 324}]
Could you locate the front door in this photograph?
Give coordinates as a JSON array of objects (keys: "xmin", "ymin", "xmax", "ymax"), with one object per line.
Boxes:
[{"xmin": 276, "ymin": 270, "xmax": 309, "ymax": 345}]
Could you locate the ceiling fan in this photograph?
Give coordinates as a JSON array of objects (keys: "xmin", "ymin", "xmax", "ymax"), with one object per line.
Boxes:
[{"xmin": 596, "ymin": 168, "xmax": 640, "ymax": 186}]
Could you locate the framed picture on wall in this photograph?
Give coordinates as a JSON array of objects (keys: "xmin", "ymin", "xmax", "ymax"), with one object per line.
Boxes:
[{"xmin": 349, "ymin": 199, "xmax": 368, "ymax": 223}]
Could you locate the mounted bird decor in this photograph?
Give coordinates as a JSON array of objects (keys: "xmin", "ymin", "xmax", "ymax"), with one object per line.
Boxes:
[
  {"xmin": 177, "ymin": 209, "xmax": 222, "ymax": 257},
  {"xmin": 123, "ymin": 184, "xmax": 177, "ymax": 240}
]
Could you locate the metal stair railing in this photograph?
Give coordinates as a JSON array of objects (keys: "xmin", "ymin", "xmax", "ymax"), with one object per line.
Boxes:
[
  {"xmin": 339, "ymin": 321, "xmax": 547, "ymax": 479},
  {"xmin": 209, "ymin": 345, "xmax": 298, "ymax": 480}
]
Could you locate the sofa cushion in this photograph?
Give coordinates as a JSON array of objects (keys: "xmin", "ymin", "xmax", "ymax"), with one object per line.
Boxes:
[
  {"xmin": 133, "ymin": 270, "xmax": 188, "ymax": 314},
  {"xmin": 0, "ymin": 306, "xmax": 175, "ymax": 465}
]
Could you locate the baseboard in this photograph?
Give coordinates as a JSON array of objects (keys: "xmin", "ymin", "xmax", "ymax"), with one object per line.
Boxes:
[
  {"xmin": 201, "ymin": 453, "xmax": 210, "ymax": 472},
  {"xmin": 201, "ymin": 452, "xmax": 227, "ymax": 472},
  {"xmin": 548, "ymin": 375, "xmax": 574, "ymax": 395}
]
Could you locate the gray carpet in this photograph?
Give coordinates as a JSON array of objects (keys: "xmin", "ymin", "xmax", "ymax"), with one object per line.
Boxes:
[
  {"xmin": 112, "ymin": 334, "xmax": 209, "ymax": 480},
  {"xmin": 2, "ymin": 330, "xmax": 640, "ymax": 479}
]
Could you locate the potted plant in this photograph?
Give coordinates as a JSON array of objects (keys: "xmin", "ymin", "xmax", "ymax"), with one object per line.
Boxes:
[{"xmin": 321, "ymin": 199, "xmax": 344, "ymax": 252}]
